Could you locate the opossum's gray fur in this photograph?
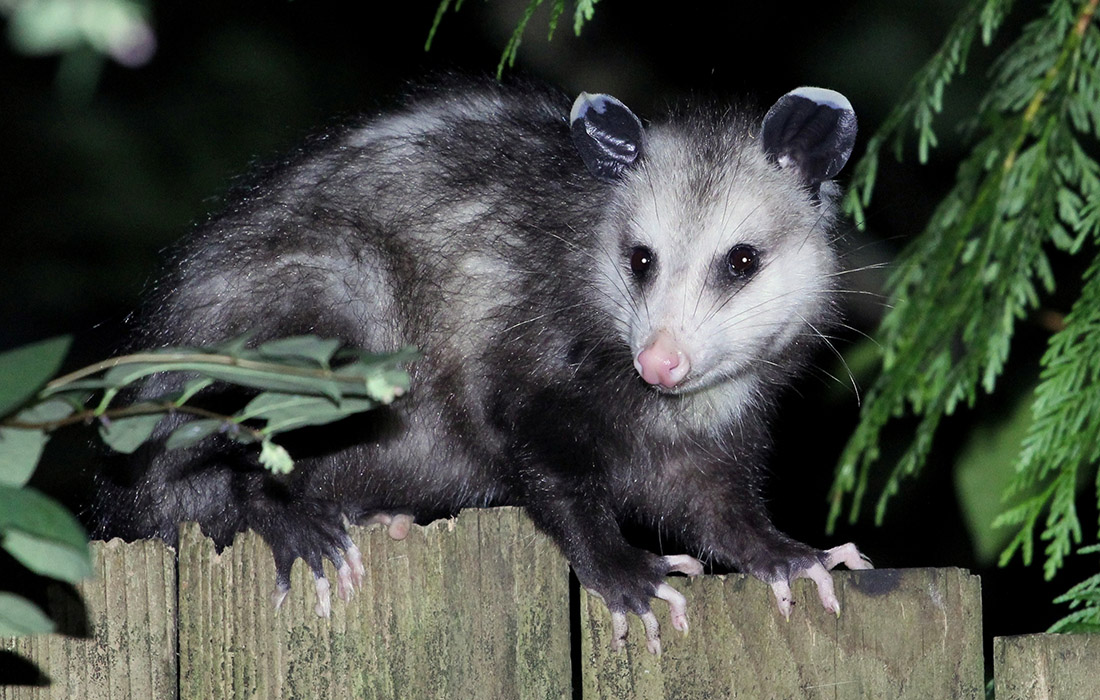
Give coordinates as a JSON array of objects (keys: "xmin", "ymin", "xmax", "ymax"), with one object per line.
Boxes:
[{"xmin": 94, "ymin": 75, "xmax": 868, "ymax": 650}]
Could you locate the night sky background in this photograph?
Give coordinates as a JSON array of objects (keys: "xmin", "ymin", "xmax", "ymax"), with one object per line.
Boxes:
[{"xmin": 2, "ymin": 0, "xmax": 1088, "ymax": 671}]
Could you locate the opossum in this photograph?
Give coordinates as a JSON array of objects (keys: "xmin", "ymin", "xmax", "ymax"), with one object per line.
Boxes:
[{"xmin": 93, "ymin": 75, "xmax": 870, "ymax": 653}]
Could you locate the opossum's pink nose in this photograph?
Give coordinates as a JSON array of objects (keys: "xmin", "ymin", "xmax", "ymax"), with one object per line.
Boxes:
[{"xmin": 635, "ymin": 330, "xmax": 691, "ymax": 388}]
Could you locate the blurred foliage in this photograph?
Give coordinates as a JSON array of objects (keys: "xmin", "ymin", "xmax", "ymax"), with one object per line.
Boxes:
[
  {"xmin": 1, "ymin": 0, "xmax": 154, "ymax": 100},
  {"xmin": 0, "ymin": 334, "xmax": 412, "ymax": 636},
  {"xmin": 0, "ymin": 337, "xmax": 88, "ymax": 637},
  {"xmin": 2, "ymin": 0, "xmax": 154, "ymax": 62},
  {"xmin": 829, "ymin": 0, "xmax": 1100, "ymax": 632},
  {"xmin": 429, "ymin": 0, "xmax": 600, "ymax": 76}
]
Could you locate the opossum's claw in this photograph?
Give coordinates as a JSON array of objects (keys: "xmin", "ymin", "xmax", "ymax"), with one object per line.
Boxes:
[
  {"xmin": 640, "ymin": 611, "xmax": 662, "ymax": 654},
  {"xmin": 345, "ymin": 542, "xmax": 366, "ymax": 585},
  {"xmin": 594, "ymin": 552, "xmax": 703, "ymax": 654},
  {"xmin": 263, "ymin": 504, "xmax": 363, "ymax": 615},
  {"xmin": 271, "ymin": 582, "xmax": 290, "ymax": 610},
  {"xmin": 662, "ymin": 553, "xmax": 704, "ymax": 577},
  {"xmin": 609, "ymin": 609, "xmax": 629, "ymax": 651},
  {"xmin": 313, "ymin": 574, "xmax": 332, "ymax": 617},
  {"xmin": 332, "ymin": 542, "xmax": 367, "ymax": 603},
  {"xmin": 766, "ymin": 541, "xmax": 872, "ymax": 619},
  {"xmin": 770, "ymin": 579, "xmax": 794, "ymax": 621},
  {"xmin": 268, "ymin": 511, "xmax": 419, "ymax": 615},
  {"xmin": 655, "ymin": 583, "xmax": 688, "ymax": 634},
  {"xmin": 823, "ymin": 542, "xmax": 873, "ymax": 570}
]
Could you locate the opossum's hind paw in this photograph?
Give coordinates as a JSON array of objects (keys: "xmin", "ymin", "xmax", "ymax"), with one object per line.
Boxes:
[
  {"xmin": 768, "ymin": 542, "xmax": 873, "ymax": 620},
  {"xmin": 264, "ymin": 509, "xmax": 363, "ymax": 616},
  {"xmin": 592, "ymin": 553, "xmax": 703, "ymax": 655}
]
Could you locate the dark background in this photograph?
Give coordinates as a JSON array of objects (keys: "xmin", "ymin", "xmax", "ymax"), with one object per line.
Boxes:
[{"xmin": 1, "ymin": 0, "xmax": 1082, "ymax": 667}]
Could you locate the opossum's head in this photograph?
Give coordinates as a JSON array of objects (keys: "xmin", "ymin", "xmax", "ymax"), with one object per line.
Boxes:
[{"xmin": 571, "ymin": 88, "xmax": 856, "ymax": 400}]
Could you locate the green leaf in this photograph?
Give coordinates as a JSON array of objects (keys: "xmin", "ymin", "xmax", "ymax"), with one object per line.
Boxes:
[
  {"xmin": 175, "ymin": 377, "xmax": 214, "ymax": 405},
  {"xmin": 0, "ymin": 427, "xmax": 48, "ymax": 488},
  {"xmin": 212, "ymin": 332, "xmax": 254, "ymax": 357},
  {"xmin": 259, "ymin": 439, "xmax": 293, "ymax": 474},
  {"xmin": 424, "ymin": 0, "xmax": 452, "ymax": 52},
  {"xmin": 97, "ymin": 414, "xmax": 163, "ymax": 454},
  {"xmin": 97, "ymin": 360, "xmax": 344, "ymax": 402},
  {"xmin": 0, "ymin": 336, "xmax": 71, "ymax": 416},
  {"xmin": 18, "ymin": 397, "xmax": 77, "ymax": 423},
  {"xmin": 0, "ymin": 485, "xmax": 91, "ymax": 583},
  {"xmin": 0, "ymin": 398, "xmax": 74, "ymax": 487},
  {"xmin": 0, "ymin": 592, "xmax": 55, "ymax": 637},
  {"xmin": 241, "ymin": 392, "xmax": 378, "ymax": 436},
  {"xmin": 259, "ymin": 335, "xmax": 342, "ymax": 368},
  {"xmin": 4, "ymin": 529, "xmax": 93, "ymax": 583},
  {"xmin": 165, "ymin": 418, "xmax": 224, "ymax": 450},
  {"xmin": 573, "ymin": 0, "xmax": 599, "ymax": 35}
]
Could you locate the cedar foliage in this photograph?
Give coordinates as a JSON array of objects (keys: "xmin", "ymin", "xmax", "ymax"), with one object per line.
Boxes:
[
  {"xmin": 428, "ymin": 0, "xmax": 601, "ymax": 76},
  {"xmin": 827, "ymin": 0, "xmax": 1100, "ymax": 631}
]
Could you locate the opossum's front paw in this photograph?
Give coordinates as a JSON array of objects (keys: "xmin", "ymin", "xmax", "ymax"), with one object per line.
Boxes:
[
  {"xmin": 764, "ymin": 542, "xmax": 873, "ymax": 620},
  {"xmin": 582, "ymin": 552, "xmax": 703, "ymax": 655},
  {"xmin": 257, "ymin": 504, "xmax": 366, "ymax": 617}
]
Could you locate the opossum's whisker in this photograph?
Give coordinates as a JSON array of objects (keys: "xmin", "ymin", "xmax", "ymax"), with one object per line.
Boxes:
[
  {"xmin": 499, "ymin": 302, "xmax": 591, "ymax": 334},
  {"xmin": 829, "ymin": 289, "xmax": 894, "ymax": 312},
  {"xmin": 795, "ymin": 312, "xmax": 860, "ymax": 404},
  {"xmin": 795, "ymin": 206, "xmax": 835, "ymax": 254},
  {"xmin": 642, "ymin": 161, "xmax": 664, "ymax": 231},
  {"xmin": 823, "ymin": 261, "xmax": 890, "ymax": 278}
]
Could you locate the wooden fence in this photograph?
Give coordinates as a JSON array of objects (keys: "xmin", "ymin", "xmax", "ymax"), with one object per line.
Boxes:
[{"xmin": 1, "ymin": 507, "xmax": 1097, "ymax": 699}]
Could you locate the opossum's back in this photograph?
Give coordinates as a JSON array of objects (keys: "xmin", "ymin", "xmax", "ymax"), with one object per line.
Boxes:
[{"xmin": 148, "ymin": 79, "xmax": 600, "ymax": 354}]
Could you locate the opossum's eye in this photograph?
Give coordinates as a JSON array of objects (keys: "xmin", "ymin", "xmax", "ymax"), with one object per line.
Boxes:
[
  {"xmin": 629, "ymin": 246, "xmax": 655, "ymax": 280},
  {"xmin": 726, "ymin": 245, "xmax": 759, "ymax": 279}
]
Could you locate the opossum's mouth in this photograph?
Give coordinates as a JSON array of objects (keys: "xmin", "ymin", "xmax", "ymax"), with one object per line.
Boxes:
[
  {"xmin": 640, "ymin": 361, "xmax": 757, "ymax": 397},
  {"xmin": 641, "ymin": 370, "xmax": 718, "ymax": 396}
]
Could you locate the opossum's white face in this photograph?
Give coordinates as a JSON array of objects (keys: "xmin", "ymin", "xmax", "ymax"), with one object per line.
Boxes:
[
  {"xmin": 570, "ymin": 88, "xmax": 855, "ymax": 417},
  {"xmin": 593, "ymin": 128, "xmax": 839, "ymax": 401}
]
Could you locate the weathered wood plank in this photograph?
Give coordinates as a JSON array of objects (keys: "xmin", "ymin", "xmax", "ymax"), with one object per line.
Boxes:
[
  {"xmin": 0, "ymin": 538, "xmax": 178, "ymax": 700},
  {"xmin": 581, "ymin": 567, "xmax": 983, "ymax": 699},
  {"xmin": 4, "ymin": 510, "xmax": 1002, "ymax": 700},
  {"xmin": 176, "ymin": 506, "xmax": 571, "ymax": 700},
  {"xmin": 994, "ymin": 633, "xmax": 1100, "ymax": 700}
]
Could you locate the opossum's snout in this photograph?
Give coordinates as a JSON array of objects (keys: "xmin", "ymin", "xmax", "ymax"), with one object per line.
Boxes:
[{"xmin": 634, "ymin": 330, "xmax": 691, "ymax": 389}]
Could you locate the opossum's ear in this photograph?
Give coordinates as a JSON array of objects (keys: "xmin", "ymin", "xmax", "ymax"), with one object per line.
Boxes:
[
  {"xmin": 570, "ymin": 92, "xmax": 645, "ymax": 181},
  {"xmin": 760, "ymin": 87, "xmax": 857, "ymax": 187}
]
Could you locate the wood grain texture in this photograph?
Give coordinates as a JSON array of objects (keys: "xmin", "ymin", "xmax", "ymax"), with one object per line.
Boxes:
[
  {"xmin": 4, "ymin": 512, "xmax": 1021, "ymax": 699},
  {"xmin": 177, "ymin": 506, "xmax": 571, "ymax": 700},
  {"xmin": 994, "ymin": 633, "xmax": 1100, "ymax": 700},
  {"xmin": 0, "ymin": 538, "xmax": 178, "ymax": 700},
  {"xmin": 580, "ymin": 567, "xmax": 984, "ymax": 699}
]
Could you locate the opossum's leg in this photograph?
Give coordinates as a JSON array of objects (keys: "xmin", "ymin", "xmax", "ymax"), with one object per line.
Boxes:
[
  {"xmin": 507, "ymin": 397, "xmax": 704, "ymax": 653},
  {"xmin": 686, "ymin": 491, "xmax": 872, "ymax": 619},
  {"xmin": 520, "ymin": 473, "xmax": 703, "ymax": 655}
]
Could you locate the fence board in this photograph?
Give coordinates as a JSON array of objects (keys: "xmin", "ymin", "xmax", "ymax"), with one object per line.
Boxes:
[
  {"xmin": 176, "ymin": 506, "xmax": 571, "ymax": 700},
  {"xmin": 581, "ymin": 567, "xmax": 984, "ymax": 699},
  {"xmin": 8, "ymin": 511, "xmax": 1049, "ymax": 700},
  {"xmin": 0, "ymin": 538, "xmax": 178, "ymax": 700},
  {"xmin": 994, "ymin": 633, "xmax": 1100, "ymax": 700}
]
